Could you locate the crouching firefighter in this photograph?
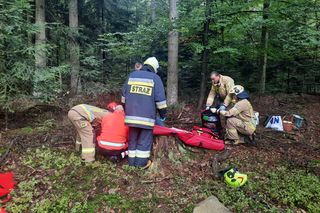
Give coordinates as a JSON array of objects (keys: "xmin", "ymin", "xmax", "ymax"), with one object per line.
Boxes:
[
  {"xmin": 122, "ymin": 56, "xmax": 167, "ymax": 168},
  {"xmin": 211, "ymin": 85, "xmax": 256, "ymax": 145},
  {"xmin": 68, "ymin": 104, "xmax": 109, "ymax": 162},
  {"xmin": 96, "ymin": 103, "xmax": 129, "ymax": 161}
]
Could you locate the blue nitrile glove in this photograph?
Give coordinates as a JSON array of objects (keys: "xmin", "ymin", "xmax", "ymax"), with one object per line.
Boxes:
[
  {"xmin": 219, "ymin": 105, "xmax": 227, "ymax": 111},
  {"xmin": 156, "ymin": 117, "xmax": 165, "ymax": 126}
]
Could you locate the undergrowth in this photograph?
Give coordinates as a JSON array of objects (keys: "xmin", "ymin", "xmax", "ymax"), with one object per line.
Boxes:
[{"xmin": 3, "ymin": 147, "xmax": 320, "ymax": 212}]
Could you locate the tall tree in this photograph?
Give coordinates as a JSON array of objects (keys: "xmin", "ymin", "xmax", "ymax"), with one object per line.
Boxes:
[
  {"xmin": 197, "ymin": 0, "xmax": 211, "ymax": 110},
  {"xmin": 69, "ymin": 0, "xmax": 81, "ymax": 96},
  {"xmin": 259, "ymin": 0, "xmax": 270, "ymax": 94},
  {"xmin": 35, "ymin": 0, "xmax": 47, "ymax": 69},
  {"xmin": 167, "ymin": 0, "xmax": 179, "ymax": 105},
  {"xmin": 151, "ymin": 0, "xmax": 156, "ymax": 22}
]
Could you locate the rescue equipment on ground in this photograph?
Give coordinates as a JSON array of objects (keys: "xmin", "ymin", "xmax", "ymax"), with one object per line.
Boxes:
[
  {"xmin": 0, "ymin": 172, "xmax": 15, "ymax": 213},
  {"xmin": 153, "ymin": 125, "xmax": 225, "ymax": 151},
  {"xmin": 264, "ymin": 115, "xmax": 284, "ymax": 131},
  {"xmin": 201, "ymin": 109, "xmax": 222, "ymax": 137},
  {"xmin": 223, "ymin": 167, "xmax": 247, "ymax": 187},
  {"xmin": 293, "ymin": 114, "xmax": 304, "ymax": 129},
  {"xmin": 265, "ymin": 114, "xmax": 304, "ymax": 132}
]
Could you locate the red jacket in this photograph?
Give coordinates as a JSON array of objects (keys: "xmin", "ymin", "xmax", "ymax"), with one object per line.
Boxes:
[{"xmin": 97, "ymin": 110, "xmax": 129, "ymax": 150}]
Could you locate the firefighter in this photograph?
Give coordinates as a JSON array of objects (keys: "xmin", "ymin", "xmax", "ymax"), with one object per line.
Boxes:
[
  {"xmin": 206, "ymin": 71, "xmax": 235, "ymax": 111},
  {"xmin": 121, "ymin": 56, "xmax": 167, "ymax": 168},
  {"xmin": 211, "ymin": 85, "xmax": 256, "ymax": 145},
  {"xmin": 96, "ymin": 103, "xmax": 129, "ymax": 159},
  {"xmin": 68, "ymin": 104, "xmax": 109, "ymax": 162}
]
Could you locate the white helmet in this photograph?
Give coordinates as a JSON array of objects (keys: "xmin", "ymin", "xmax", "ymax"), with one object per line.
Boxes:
[
  {"xmin": 144, "ymin": 57, "xmax": 159, "ymax": 73},
  {"xmin": 230, "ymin": 85, "xmax": 244, "ymax": 95}
]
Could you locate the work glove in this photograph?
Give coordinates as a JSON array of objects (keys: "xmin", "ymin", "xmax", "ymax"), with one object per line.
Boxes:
[
  {"xmin": 156, "ymin": 117, "xmax": 166, "ymax": 126},
  {"xmin": 219, "ymin": 105, "xmax": 227, "ymax": 111},
  {"xmin": 210, "ymin": 108, "xmax": 217, "ymax": 113},
  {"xmin": 219, "ymin": 110, "xmax": 227, "ymax": 116}
]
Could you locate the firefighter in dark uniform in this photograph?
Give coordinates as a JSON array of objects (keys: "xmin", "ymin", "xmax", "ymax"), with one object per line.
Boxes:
[{"xmin": 121, "ymin": 57, "xmax": 167, "ymax": 168}]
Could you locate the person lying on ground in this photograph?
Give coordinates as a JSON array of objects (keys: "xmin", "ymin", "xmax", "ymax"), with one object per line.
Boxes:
[
  {"xmin": 211, "ymin": 85, "xmax": 256, "ymax": 145},
  {"xmin": 68, "ymin": 104, "xmax": 110, "ymax": 162}
]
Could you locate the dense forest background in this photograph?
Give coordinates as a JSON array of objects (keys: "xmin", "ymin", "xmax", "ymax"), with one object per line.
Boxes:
[
  {"xmin": 1, "ymin": 0, "xmax": 320, "ymax": 111},
  {"xmin": 1, "ymin": 1, "xmax": 320, "ymax": 212}
]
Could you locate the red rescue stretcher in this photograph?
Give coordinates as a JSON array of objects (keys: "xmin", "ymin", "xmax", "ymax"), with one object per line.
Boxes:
[{"xmin": 153, "ymin": 125, "xmax": 225, "ymax": 151}]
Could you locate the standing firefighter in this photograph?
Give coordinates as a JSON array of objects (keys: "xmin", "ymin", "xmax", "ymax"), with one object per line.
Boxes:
[
  {"xmin": 68, "ymin": 104, "xmax": 109, "ymax": 162},
  {"xmin": 206, "ymin": 71, "xmax": 235, "ymax": 111},
  {"xmin": 211, "ymin": 85, "xmax": 256, "ymax": 145},
  {"xmin": 122, "ymin": 57, "xmax": 167, "ymax": 168}
]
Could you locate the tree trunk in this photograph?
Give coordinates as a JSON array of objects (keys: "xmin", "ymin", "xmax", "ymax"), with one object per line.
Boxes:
[
  {"xmin": 197, "ymin": 0, "xmax": 211, "ymax": 111},
  {"xmin": 35, "ymin": 0, "xmax": 46, "ymax": 69},
  {"xmin": 259, "ymin": 0, "xmax": 270, "ymax": 94},
  {"xmin": 69, "ymin": 0, "xmax": 81, "ymax": 96},
  {"xmin": 151, "ymin": 136, "xmax": 184, "ymax": 176},
  {"xmin": 167, "ymin": 0, "xmax": 179, "ymax": 105},
  {"xmin": 33, "ymin": 0, "xmax": 47, "ymax": 97},
  {"xmin": 151, "ymin": 0, "xmax": 156, "ymax": 22}
]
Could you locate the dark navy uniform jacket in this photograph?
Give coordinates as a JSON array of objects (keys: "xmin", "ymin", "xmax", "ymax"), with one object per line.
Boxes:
[{"xmin": 121, "ymin": 65, "xmax": 167, "ymax": 129}]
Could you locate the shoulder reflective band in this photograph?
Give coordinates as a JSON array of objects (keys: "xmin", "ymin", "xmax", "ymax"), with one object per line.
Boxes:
[
  {"xmin": 80, "ymin": 105, "xmax": 95, "ymax": 122},
  {"xmin": 99, "ymin": 141, "xmax": 126, "ymax": 147},
  {"xmin": 136, "ymin": 150, "xmax": 150, "ymax": 158},
  {"xmin": 125, "ymin": 116, "xmax": 155, "ymax": 127},
  {"xmin": 82, "ymin": 148, "xmax": 95, "ymax": 154},
  {"xmin": 128, "ymin": 78, "xmax": 154, "ymax": 87},
  {"xmin": 156, "ymin": 100, "xmax": 167, "ymax": 109}
]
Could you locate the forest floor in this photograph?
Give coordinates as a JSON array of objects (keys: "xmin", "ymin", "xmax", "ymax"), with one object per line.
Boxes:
[{"xmin": 0, "ymin": 94, "xmax": 319, "ymax": 213}]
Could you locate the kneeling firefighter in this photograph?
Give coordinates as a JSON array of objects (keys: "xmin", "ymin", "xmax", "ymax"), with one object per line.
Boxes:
[
  {"xmin": 96, "ymin": 103, "xmax": 129, "ymax": 159},
  {"xmin": 121, "ymin": 57, "xmax": 167, "ymax": 168},
  {"xmin": 68, "ymin": 104, "xmax": 110, "ymax": 162},
  {"xmin": 211, "ymin": 85, "xmax": 256, "ymax": 145}
]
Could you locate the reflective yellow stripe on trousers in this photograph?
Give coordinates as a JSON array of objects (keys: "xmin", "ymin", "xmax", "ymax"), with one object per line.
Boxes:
[
  {"xmin": 128, "ymin": 150, "xmax": 136, "ymax": 158},
  {"xmin": 82, "ymin": 148, "xmax": 95, "ymax": 154},
  {"xmin": 136, "ymin": 150, "xmax": 150, "ymax": 158}
]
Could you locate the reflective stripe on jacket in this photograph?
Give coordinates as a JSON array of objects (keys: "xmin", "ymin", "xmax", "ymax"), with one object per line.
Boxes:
[
  {"xmin": 221, "ymin": 99, "xmax": 256, "ymax": 131},
  {"xmin": 122, "ymin": 68, "xmax": 167, "ymax": 129},
  {"xmin": 97, "ymin": 110, "xmax": 128, "ymax": 150},
  {"xmin": 72, "ymin": 104, "xmax": 109, "ymax": 123}
]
